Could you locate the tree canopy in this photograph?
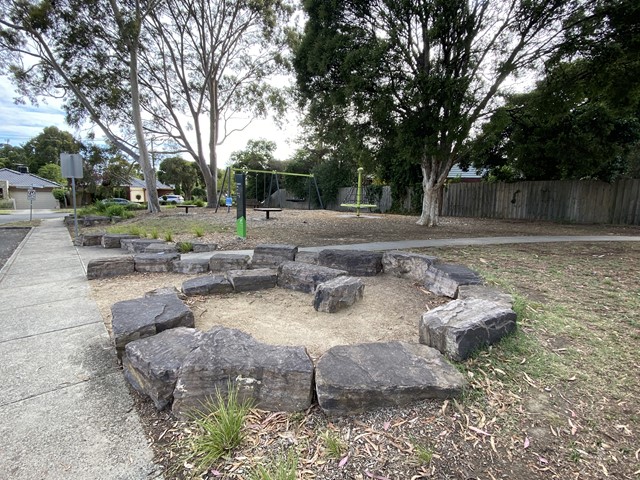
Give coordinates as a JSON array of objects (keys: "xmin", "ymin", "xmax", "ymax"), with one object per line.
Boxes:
[{"xmin": 294, "ymin": 0, "xmax": 587, "ymax": 225}]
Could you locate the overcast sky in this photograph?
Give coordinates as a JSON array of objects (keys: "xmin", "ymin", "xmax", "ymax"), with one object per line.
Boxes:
[{"xmin": 0, "ymin": 77, "xmax": 302, "ymax": 166}]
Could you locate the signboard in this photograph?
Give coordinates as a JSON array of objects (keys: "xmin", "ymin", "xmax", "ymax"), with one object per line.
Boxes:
[
  {"xmin": 60, "ymin": 153, "xmax": 83, "ymax": 179},
  {"xmin": 27, "ymin": 188, "xmax": 36, "ymax": 200},
  {"xmin": 235, "ymin": 173, "xmax": 246, "ymax": 239}
]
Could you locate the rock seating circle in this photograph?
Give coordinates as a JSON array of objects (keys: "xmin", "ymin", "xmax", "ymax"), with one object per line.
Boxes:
[{"xmin": 85, "ymin": 237, "xmax": 517, "ymax": 417}]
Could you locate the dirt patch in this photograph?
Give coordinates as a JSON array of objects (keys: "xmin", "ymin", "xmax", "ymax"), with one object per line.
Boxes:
[{"xmin": 91, "ymin": 272, "xmax": 448, "ymax": 360}]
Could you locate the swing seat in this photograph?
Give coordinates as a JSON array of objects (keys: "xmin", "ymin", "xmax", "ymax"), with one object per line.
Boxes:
[{"xmin": 340, "ymin": 203, "xmax": 378, "ymax": 208}]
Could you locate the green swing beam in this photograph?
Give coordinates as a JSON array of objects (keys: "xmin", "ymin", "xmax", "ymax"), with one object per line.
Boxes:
[{"xmin": 341, "ymin": 167, "xmax": 378, "ymax": 217}]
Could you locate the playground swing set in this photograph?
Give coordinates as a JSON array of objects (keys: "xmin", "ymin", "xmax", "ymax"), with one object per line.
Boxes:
[{"xmin": 216, "ymin": 166, "xmax": 324, "ymax": 238}]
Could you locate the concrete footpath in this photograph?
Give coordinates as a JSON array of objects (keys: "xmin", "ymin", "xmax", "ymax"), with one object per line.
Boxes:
[{"xmin": 0, "ymin": 219, "xmax": 161, "ymax": 479}]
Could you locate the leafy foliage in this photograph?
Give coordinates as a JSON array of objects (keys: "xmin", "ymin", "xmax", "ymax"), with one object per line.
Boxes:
[{"xmin": 157, "ymin": 157, "xmax": 203, "ymax": 200}]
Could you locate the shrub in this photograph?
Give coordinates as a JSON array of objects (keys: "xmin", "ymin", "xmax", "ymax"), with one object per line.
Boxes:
[{"xmin": 194, "ymin": 198, "xmax": 206, "ymax": 207}]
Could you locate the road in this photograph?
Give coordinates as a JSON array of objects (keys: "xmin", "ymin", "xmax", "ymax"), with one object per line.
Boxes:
[{"xmin": 0, "ymin": 209, "xmax": 68, "ymax": 225}]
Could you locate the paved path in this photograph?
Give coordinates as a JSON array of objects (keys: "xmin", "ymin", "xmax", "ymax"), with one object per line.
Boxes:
[{"xmin": 0, "ymin": 219, "xmax": 161, "ymax": 480}]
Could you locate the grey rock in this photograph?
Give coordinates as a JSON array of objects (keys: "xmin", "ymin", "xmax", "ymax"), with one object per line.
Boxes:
[
  {"xmin": 172, "ymin": 257, "xmax": 210, "ymax": 274},
  {"xmin": 192, "ymin": 242, "xmax": 218, "ymax": 253},
  {"xmin": 227, "ymin": 268, "xmax": 277, "ymax": 292},
  {"xmin": 419, "ymin": 299, "xmax": 517, "ymax": 361},
  {"xmin": 457, "ymin": 284, "xmax": 514, "ymax": 306},
  {"xmin": 86, "ymin": 256, "xmax": 135, "ymax": 279},
  {"xmin": 382, "ymin": 251, "xmax": 438, "ymax": 281},
  {"xmin": 209, "ymin": 253, "xmax": 251, "ymax": 272},
  {"xmin": 111, "ymin": 293, "xmax": 194, "ymax": 359},
  {"xmin": 101, "ymin": 234, "xmax": 139, "ymax": 248},
  {"xmin": 295, "ymin": 251, "xmax": 319, "ymax": 265},
  {"xmin": 252, "ymin": 244, "xmax": 298, "ymax": 268},
  {"xmin": 314, "ymin": 276, "xmax": 365, "ymax": 313},
  {"xmin": 318, "ymin": 249, "xmax": 383, "ymax": 276},
  {"xmin": 134, "ymin": 252, "xmax": 180, "ymax": 273},
  {"xmin": 123, "ymin": 328, "xmax": 202, "ymax": 410},
  {"xmin": 77, "ymin": 232, "xmax": 103, "ymax": 246},
  {"xmin": 182, "ymin": 275, "xmax": 233, "ymax": 296},
  {"xmin": 172, "ymin": 327, "xmax": 314, "ymax": 417},
  {"xmin": 315, "ymin": 342, "xmax": 466, "ymax": 415},
  {"xmin": 120, "ymin": 238, "xmax": 167, "ymax": 253},
  {"xmin": 277, "ymin": 261, "xmax": 347, "ymax": 293},
  {"xmin": 144, "ymin": 243, "xmax": 178, "ymax": 253},
  {"xmin": 423, "ymin": 263, "xmax": 483, "ymax": 297}
]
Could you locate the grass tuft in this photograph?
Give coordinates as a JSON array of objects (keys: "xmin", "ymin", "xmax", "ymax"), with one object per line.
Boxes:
[
  {"xmin": 321, "ymin": 429, "xmax": 346, "ymax": 459},
  {"xmin": 178, "ymin": 241, "xmax": 193, "ymax": 253},
  {"xmin": 183, "ymin": 383, "xmax": 253, "ymax": 475},
  {"xmin": 164, "ymin": 231, "xmax": 173, "ymax": 242},
  {"xmin": 247, "ymin": 449, "xmax": 298, "ymax": 480},
  {"xmin": 193, "ymin": 226, "xmax": 205, "ymax": 237}
]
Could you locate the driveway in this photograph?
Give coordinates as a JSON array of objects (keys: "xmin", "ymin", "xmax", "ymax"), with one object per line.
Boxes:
[{"xmin": 0, "ymin": 209, "xmax": 67, "ymax": 225}]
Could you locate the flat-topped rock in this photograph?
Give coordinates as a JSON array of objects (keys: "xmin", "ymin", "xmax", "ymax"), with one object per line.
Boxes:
[
  {"xmin": 134, "ymin": 252, "xmax": 180, "ymax": 273},
  {"xmin": 111, "ymin": 293, "xmax": 194, "ymax": 360},
  {"xmin": 315, "ymin": 342, "xmax": 466, "ymax": 415},
  {"xmin": 192, "ymin": 242, "xmax": 218, "ymax": 253},
  {"xmin": 318, "ymin": 249, "xmax": 383, "ymax": 276},
  {"xmin": 277, "ymin": 261, "xmax": 347, "ymax": 293},
  {"xmin": 144, "ymin": 243, "xmax": 178, "ymax": 253},
  {"xmin": 423, "ymin": 263, "xmax": 483, "ymax": 297},
  {"xmin": 182, "ymin": 275, "xmax": 233, "ymax": 296},
  {"xmin": 314, "ymin": 276, "xmax": 364, "ymax": 313},
  {"xmin": 457, "ymin": 284, "xmax": 514, "ymax": 306},
  {"xmin": 123, "ymin": 327, "xmax": 202, "ymax": 410},
  {"xmin": 209, "ymin": 253, "xmax": 251, "ymax": 272},
  {"xmin": 382, "ymin": 251, "xmax": 438, "ymax": 281},
  {"xmin": 172, "ymin": 327, "xmax": 314, "ymax": 417},
  {"xmin": 101, "ymin": 233, "xmax": 139, "ymax": 248},
  {"xmin": 172, "ymin": 257, "xmax": 210, "ymax": 274},
  {"xmin": 227, "ymin": 268, "xmax": 277, "ymax": 292},
  {"xmin": 76, "ymin": 232, "xmax": 104, "ymax": 246},
  {"xmin": 145, "ymin": 286, "xmax": 181, "ymax": 297},
  {"xmin": 86, "ymin": 256, "xmax": 135, "ymax": 279},
  {"xmin": 251, "ymin": 244, "xmax": 298, "ymax": 268},
  {"xmin": 419, "ymin": 298, "xmax": 517, "ymax": 361},
  {"xmin": 120, "ymin": 238, "xmax": 167, "ymax": 253},
  {"xmin": 295, "ymin": 251, "xmax": 319, "ymax": 265}
]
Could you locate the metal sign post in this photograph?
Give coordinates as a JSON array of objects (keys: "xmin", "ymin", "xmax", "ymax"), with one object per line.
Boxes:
[
  {"xmin": 60, "ymin": 153, "xmax": 84, "ymax": 241},
  {"xmin": 27, "ymin": 186, "xmax": 36, "ymax": 221},
  {"xmin": 235, "ymin": 172, "xmax": 246, "ymax": 239}
]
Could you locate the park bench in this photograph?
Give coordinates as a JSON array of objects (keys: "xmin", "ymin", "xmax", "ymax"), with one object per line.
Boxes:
[{"xmin": 176, "ymin": 204, "xmax": 197, "ymax": 214}]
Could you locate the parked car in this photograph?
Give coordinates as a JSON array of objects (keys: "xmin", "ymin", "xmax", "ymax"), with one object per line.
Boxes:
[
  {"xmin": 161, "ymin": 194, "xmax": 185, "ymax": 204},
  {"xmin": 101, "ymin": 197, "xmax": 131, "ymax": 205}
]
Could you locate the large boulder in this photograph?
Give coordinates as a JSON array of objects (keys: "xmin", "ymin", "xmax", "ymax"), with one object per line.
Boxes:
[
  {"xmin": 192, "ymin": 242, "xmax": 218, "ymax": 253},
  {"xmin": 172, "ymin": 327, "xmax": 314, "ymax": 417},
  {"xmin": 172, "ymin": 257, "xmax": 210, "ymax": 274},
  {"xmin": 209, "ymin": 253, "xmax": 251, "ymax": 272},
  {"xmin": 144, "ymin": 243, "xmax": 178, "ymax": 253},
  {"xmin": 123, "ymin": 328, "xmax": 202, "ymax": 410},
  {"xmin": 86, "ymin": 256, "xmax": 134, "ymax": 279},
  {"xmin": 251, "ymin": 244, "xmax": 298, "ymax": 268},
  {"xmin": 317, "ymin": 249, "xmax": 383, "ymax": 276},
  {"xmin": 423, "ymin": 263, "xmax": 483, "ymax": 297},
  {"xmin": 419, "ymin": 299, "xmax": 517, "ymax": 361},
  {"xmin": 277, "ymin": 261, "xmax": 347, "ymax": 293},
  {"xmin": 76, "ymin": 232, "xmax": 103, "ymax": 246},
  {"xmin": 134, "ymin": 252, "xmax": 181, "ymax": 273},
  {"xmin": 120, "ymin": 238, "xmax": 167, "ymax": 253},
  {"xmin": 295, "ymin": 251, "xmax": 319, "ymax": 265},
  {"xmin": 315, "ymin": 342, "xmax": 466, "ymax": 415},
  {"xmin": 111, "ymin": 293, "xmax": 194, "ymax": 359},
  {"xmin": 181, "ymin": 275, "xmax": 233, "ymax": 296},
  {"xmin": 101, "ymin": 233, "xmax": 139, "ymax": 249},
  {"xmin": 382, "ymin": 251, "xmax": 438, "ymax": 281},
  {"xmin": 313, "ymin": 276, "xmax": 364, "ymax": 313},
  {"xmin": 227, "ymin": 268, "xmax": 278, "ymax": 292}
]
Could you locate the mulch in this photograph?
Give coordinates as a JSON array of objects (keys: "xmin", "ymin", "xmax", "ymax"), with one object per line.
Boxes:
[{"xmin": 0, "ymin": 227, "xmax": 30, "ymax": 271}]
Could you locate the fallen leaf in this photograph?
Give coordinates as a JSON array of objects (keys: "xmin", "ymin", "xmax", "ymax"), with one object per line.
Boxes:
[
  {"xmin": 383, "ymin": 421, "xmax": 391, "ymax": 431},
  {"xmin": 524, "ymin": 437, "xmax": 530, "ymax": 449},
  {"xmin": 339, "ymin": 455, "xmax": 349, "ymax": 468}
]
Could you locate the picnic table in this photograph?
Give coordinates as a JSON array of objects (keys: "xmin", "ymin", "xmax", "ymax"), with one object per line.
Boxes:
[{"xmin": 254, "ymin": 207, "xmax": 282, "ymax": 219}]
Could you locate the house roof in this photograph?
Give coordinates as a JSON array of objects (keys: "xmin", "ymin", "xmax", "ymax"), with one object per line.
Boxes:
[
  {"xmin": 0, "ymin": 168, "xmax": 61, "ymax": 188},
  {"xmin": 448, "ymin": 164, "xmax": 485, "ymax": 179},
  {"xmin": 128, "ymin": 177, "xmax": 173, "ymax": 190}
]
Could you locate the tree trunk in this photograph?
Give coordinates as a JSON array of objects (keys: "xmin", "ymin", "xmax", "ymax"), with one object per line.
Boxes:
[
  {"xmin": 129, "ymin": 44, "xmax": 161, "ymax": 213},
  {"xmin": 206, "ymin": 76, "xmax": 219, "ymax": 208},
  {"xmin": 416, "ymin": 162, "xmax": 441, "ymax": 227}
]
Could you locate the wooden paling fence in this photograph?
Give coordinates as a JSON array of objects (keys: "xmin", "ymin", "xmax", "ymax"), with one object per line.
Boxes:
[{"xmin": 441, "ymin": 179, "xmax": 640, "ymax": 225}]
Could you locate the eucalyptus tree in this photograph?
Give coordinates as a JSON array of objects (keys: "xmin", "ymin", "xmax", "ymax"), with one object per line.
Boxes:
[
  {"xmin": 0, "ymin": 0, "xmax": 162, "ymax": 212},
  {"xmin": 295, "ymin": 0, "xmax": 581, "ymax": 226},
  {"xmin": 139, "ymin": 0, "xmax": 294, "ymax": 207}
]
